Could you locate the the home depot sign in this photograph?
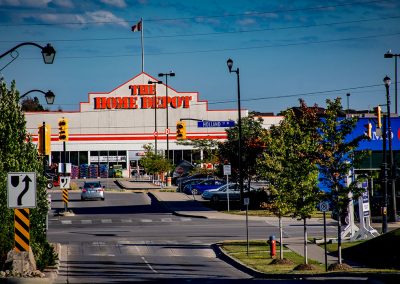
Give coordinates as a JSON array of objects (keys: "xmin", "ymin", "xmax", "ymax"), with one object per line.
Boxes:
[{"xmin": 94, "ymin": 84, "xmax": 192, "ymax": 110}]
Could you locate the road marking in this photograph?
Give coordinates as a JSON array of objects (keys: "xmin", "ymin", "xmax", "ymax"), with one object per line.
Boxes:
[
  {"xmin": 81, "ymin": 220, "xmax": 92, "ymax": 224},
  {"xmin": 61, "ymin": 220, "xmax": 72, "ymax": 225},
  {"xmin": 141, "ymin": 256, "xmax": 158, "ymax": 273},
  {"xmin": 141, "ymin": 219, "xmax": 152, "ymax": 223},
  {"xmin": 161, "ymin": 218, "xmax": 172, "ymax": 222},
  {"xmin": 101, "ymin": 219, "xmax": 112, "ymax": 224},
  {"xmin": 90, "ymin": 253, "xmax": 115, "ymax": 257},
  {"xmin": 180, "ymin": 217, "xmax": 191, "ymax": 222},
  {"xmin": 121, "ymin": 219, "xmax": 132, "ymax": 223}
]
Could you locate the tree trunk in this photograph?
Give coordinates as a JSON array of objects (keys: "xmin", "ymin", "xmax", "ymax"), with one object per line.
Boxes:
[
  {"xmin": 279, "ymin": 215, "xmax": 283, "ymax": 259},
  {"xmin": 304, "ymin": 218, "xmax": 308, "ymax": 264}
]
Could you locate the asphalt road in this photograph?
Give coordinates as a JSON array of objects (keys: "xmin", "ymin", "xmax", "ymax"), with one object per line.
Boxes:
[{"xmin": 47, "ymin": 191, "xmax": 359, "ymax": 283}]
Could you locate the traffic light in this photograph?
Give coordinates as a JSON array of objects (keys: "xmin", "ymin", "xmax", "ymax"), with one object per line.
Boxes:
[
  {"xmin": 58, "ymin": 118, "xmax": 69, "ymax": 141},
  {"xmin": 176, "ymin": 121, "xmax": 186, "ymax": 140},
  {"xmin": 374, "ymin": 105, "xmax": 382, "ymax": 128},
  {"xmin": 365, "ymin": 122, "xmax": 372, "ymax": 139},
  {"xmin": 38, "ymin": 124, "xmax": 51, "ymax": 155}
]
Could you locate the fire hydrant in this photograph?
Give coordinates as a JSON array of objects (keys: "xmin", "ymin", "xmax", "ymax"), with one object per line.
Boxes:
[{"xmin": 268, "ymin": 235, "xmax": 276, "ymax": 258}]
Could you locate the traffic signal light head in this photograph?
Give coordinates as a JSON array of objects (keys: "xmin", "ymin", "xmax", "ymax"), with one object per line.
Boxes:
[
  {"xmin": 374, "ymin": 105, "xmax": 382, "ymax": 128},
  {"xmin": 176, "ymin": 121, "xmax": 186, "ymax": 140},
  {"xmin": 58, "ymin": 118, "xmax": 69, "ymax": 141},
  {"xmin": 364, "ymin": 122, "xmax": 372, "ymax": 139}
]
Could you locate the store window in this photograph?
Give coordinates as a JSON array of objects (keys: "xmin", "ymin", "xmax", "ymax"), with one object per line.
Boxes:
[
  {"xmin": 79, "ymin": 151, "xmax": 88, "ymax": 165},
  {"xmin": 183, "ymin": 150, "xmax": 191, "ymax": 163},
  {"xmin": 70, "ymin": 151, "xmax": 78, "ymax": 165}
]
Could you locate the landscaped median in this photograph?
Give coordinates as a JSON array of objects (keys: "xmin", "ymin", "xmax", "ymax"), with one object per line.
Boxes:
[{"xmin": 214, "ymin": 239, "xmax": 400, "ymax": 282}]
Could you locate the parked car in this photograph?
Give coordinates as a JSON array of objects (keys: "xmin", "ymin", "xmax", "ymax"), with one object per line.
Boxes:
[
  {"xmin": 181, "ymin": 178, "xmax": 211, "ymax": 194},
  {"xmin": 201, "ymin": 183, "xmax": 257, "ymax": 202},
  {"xmin": 80, "ymin": 181, "xmax": 105, "ymax": 201},
  {"xmin": 176, "ymin": 173, "xmax": 212, "ymax": 187},
  {"xmin": 189, "ymin": 179, "xmax": 226, "ymax": 195}
]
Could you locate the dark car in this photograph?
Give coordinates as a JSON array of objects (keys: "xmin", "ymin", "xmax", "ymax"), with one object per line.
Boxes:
[
  {"xmin": 176, "ymin": 174, "xmax": 214, "ymax": 190},
  {"xmin": 189, "ymin": 179, "xmax": 226, "ymax": 195},
  {"xmin": 181, "ymin": 178, "xmax": 211, "ymax": 194}
]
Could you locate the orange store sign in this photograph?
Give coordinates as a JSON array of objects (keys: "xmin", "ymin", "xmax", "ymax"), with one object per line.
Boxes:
[{"xmin": 94, "ymin": 84, "xmax": 192, "ymax": 110}]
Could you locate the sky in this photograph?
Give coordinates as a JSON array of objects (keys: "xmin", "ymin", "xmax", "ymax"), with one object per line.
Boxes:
[{"xmin": 1, "ymin": 0, "xmax": 400, "ymax": 114}]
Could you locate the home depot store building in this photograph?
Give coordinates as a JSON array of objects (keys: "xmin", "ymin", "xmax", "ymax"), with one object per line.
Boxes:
[{"xmin": 25, "ymin": 72, "xmax": 281, "ymax": 178}]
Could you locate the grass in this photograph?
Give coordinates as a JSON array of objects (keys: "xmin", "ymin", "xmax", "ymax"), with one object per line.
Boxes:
[{"xmin": 221, "ymin": 240, "xmax": 324, "ymax": 274}]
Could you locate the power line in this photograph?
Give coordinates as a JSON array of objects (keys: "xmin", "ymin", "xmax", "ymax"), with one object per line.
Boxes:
[
  {"xmin": 19, "ymin": 31, "xmax": 397, "ymax": 60},
  {"xmin": 1, "ymin": 15, "xmax": 398, "ymax": 44},
  {"xmin": 0, "ymin": 0, "xmax": 382, "ymax": 27}
]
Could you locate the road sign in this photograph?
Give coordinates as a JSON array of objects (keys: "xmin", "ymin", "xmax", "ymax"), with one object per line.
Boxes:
[
  {"xmin": 165, "ymin": 128, "xmax": 170, "ymax": 134},
  {"xmin": 319, "ymin": 201, "xmax": 330, "ymax": 212},
  {"xmin": 60, "ymin": 177, "xmax": 71, "ymax": 189},
  {"xmin": 197, "ymin": 120, "xmax": 235, "ymax": 128},
  {"xmin": 244, "ymin": 197, "xmax": 250, "ymax": 206},
  {"xmin": 7, "ymin": 172, "xmax": 36, "ymax": 208},
  {"xmin": 223, "ymin": 164, "xmax": 231, "ymax": 176},
  {"xmin": 153, "ymin": 131, "xmax": 158, "ymax": 137}
]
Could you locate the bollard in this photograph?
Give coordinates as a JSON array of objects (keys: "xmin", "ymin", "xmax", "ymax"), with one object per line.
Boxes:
[{"xmin": 268, "ymin": 235, "xmax": 276, "ymax": 258}]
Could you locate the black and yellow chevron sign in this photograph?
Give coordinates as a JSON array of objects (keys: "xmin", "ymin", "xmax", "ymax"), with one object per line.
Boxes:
[
  {"xmin": 14, "ymin": 208, "xmax": 29, "ymax": 252},
  {"xmin": 62, "ymin": 188, "xmax": 68, "ymax": 204}
]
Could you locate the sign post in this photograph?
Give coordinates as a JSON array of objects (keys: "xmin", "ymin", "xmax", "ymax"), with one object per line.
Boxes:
[
  {"xmin": 319, "ymin": 201, "xmax": 329, "ymax": 272},
  {"xmin": 7, "ymin": 172, "xmax": 37, "ymax": 253},
  {"xmin": 244, "ymin": 197, "xmax": 250, "ymax": 256},
  {"xmin": 223, "ymin": 164, "xmax": 231, "ymax": 211}
]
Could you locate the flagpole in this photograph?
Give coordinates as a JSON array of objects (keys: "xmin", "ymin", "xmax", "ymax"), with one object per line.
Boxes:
[{"xmin": 141, "ymin": 17, "xmax": 144, "ymax": 72}]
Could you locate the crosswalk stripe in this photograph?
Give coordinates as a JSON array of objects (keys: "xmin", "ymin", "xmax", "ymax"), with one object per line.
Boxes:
[
  {"xmin": 141, "ymin": 219, "xmax": 152, "ymax": 223},
  {"xmin": 81, "ymin": 220, "xmax": 92, "ymax": 224},
  {"xmin": 101, "ymin": 219, "xmax": 112, "ymax": 223},
  {"xmin": 61, "ymin": 220, "xmax": 72, "ymax": 225}
]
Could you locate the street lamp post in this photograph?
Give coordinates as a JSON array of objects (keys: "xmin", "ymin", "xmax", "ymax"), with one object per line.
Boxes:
[
  {"xmin": 148, "ymin": 80, "xmax": 163, "ymax": 155},
  {"xmin": 346, "ymin": 93, "xmax": 350, "ymax": 114},
  {"xmin": 226, "ymin": 58, "xmax": 244, "ymax": 203},
  {"xmin": 384, "ymin": 51, "xmax": 399, "ymax": 114},
  {"xmin": 1, "ymin": 42, "xmax": 56, "ymax": 64},
  {"xmin": 384, "ymin": 75, "xmax": 398, "ymax": 222},
  {"xmin": 158, "ymin": 72, "xmax": 175, "ymax": 162},
  {"xmin": 20, "ymin": 89, "xmax": 56, "ymax": 104}
]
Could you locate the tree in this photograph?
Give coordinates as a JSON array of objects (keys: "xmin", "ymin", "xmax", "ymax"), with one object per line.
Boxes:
[
  {"xmin": 284, "ymin": 100, "xmax": 322, "ymax": 265},
  {"xmin": 317, "ymin": 98, "xmax": 368, "ymax": 265},
  {"xmin": 257, "ymin": 100, "xmax": 322, "ymax": 262},
  {"xmin": 0, "ymin": 81, "xmax": 55, "ymax": 270},
  {"xmin": 20, "ymin": 96, "xmax": 45, "ymax": 112},
  {"xmin": 219, "ymin": 114, "xmax": 266, "ymax": 188},
  {"xmin": 140, "ymin": 144, "xmax": 173, "ymax": 180}
]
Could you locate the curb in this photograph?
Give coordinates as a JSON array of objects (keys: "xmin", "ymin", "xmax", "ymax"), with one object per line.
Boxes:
[
  {"xmin": 211, "ymin": 243, "xmax": 400, "ymax": 283},
  {"xmin": 147, "ymin": 191, "xmax": 208, "ymax": 219}
]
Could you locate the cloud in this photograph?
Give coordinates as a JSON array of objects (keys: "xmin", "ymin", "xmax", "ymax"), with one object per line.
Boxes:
[
  {"xmin": 100, "ymin": 0, "xmax": 126, "ymax": 8},
  {"xmin": 0, "ymin": 0, "xmax": 50, "ymax": 7},
  {"xmin": 236, "ymin": 18, "xmax": 256, "ymax": 27},
  {"xmin": 51, "ymin": 0, "xmax": 74, "ymax": 8},
  {"xmin": 86, "ymin": 10, "xmax": 129, "ymax": 27}
]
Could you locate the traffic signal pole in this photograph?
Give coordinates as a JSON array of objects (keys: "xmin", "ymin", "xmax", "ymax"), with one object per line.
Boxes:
[{"xmin": 63, "ymin": 140, "xmax": 67, "ymax": 212}]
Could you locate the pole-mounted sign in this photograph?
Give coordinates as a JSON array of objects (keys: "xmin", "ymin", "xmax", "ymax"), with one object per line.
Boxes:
[{"xmin": 7, "ymin": 172, "xmax": 36, "ymax": 208}]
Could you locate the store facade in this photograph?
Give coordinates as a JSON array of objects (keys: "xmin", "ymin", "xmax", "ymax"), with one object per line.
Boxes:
[{"xmin": 25, "ymin": 72, "xmax": 281, "ymax": 178}]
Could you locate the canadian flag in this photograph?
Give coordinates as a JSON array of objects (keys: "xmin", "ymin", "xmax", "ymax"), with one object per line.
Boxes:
[{"xmin": 131, "ymin": 20, "xmax": 142, "ymax": 32}]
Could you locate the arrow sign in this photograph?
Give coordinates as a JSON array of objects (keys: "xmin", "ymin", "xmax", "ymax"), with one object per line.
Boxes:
[
  {"xmin": 60, "ymin": 177, "xmax": 71, "ymax": 189},
  {"xmin": 7, "ymin": 172, "xmax": 36, "ymax": 209}
]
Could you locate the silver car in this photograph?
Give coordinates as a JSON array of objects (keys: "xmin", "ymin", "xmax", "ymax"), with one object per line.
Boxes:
[
  {"xmin": 202, "ymin": 183, "xmax": 256, "ymax": 202},
  {"xmin": 80, "ymin": 181, "xmax": 105, "ymax": 201}
]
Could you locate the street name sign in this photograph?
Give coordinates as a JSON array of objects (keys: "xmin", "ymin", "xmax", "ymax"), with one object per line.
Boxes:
[
  {"xmin": 197, "ymin": 120, "xmax": 235, "ymax": 128},
  {"xmin": 7, "ymin": 172, "xmax": 36, "ymax": 208},
  {"xmin": 223, "ymin": 164, "xmax": 231, "ymax": 176}
]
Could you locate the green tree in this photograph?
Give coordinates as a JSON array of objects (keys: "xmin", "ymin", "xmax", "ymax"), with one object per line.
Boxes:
[
  {"xmin": 20, "ymin": 96, "xmax": 45, "ymax": 112},
  {"xmin": 283, "ymin": 100, "xmax": 322, "ymax": 265},
  {"xmin": 318, "ymin": 98, "xmax": 367, "ymax": 265},
  {"xmin": 219, "ymin": 114, "xmax": 266, "ymax": 188},
  {"xmin": 0, "ymin": 81, "xmax": 55, "ymax": 270},
  {"xmin": 140, "ymin": 144, "xmax": 173, "ymax": 180}
]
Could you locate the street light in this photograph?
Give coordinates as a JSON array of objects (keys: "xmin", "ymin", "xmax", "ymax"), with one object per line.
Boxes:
[
  {"xmin": 1, "ymin": 42, "xmax": 56, "ymax": 64},
  {"xmin": 384, "ymin": 75, "xmax": 398, "ymax": 222},
  {"xmin": 148, "ymin": 80, "xmax": 163, "ymax": 154},
  {"xmin": 20, "ymin": 89, "xmax": 55, "ymax": 105},
  {"xmin": 226, "ymin": 58, "xmax": 244, "ymax": 203},
  {"xmin": 158, "ymin": 72, "xmax": 175, "ymax": 163},
  {"xmin": 384, "ymin": 50, "xmax": 399, "ymax": 114}
]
